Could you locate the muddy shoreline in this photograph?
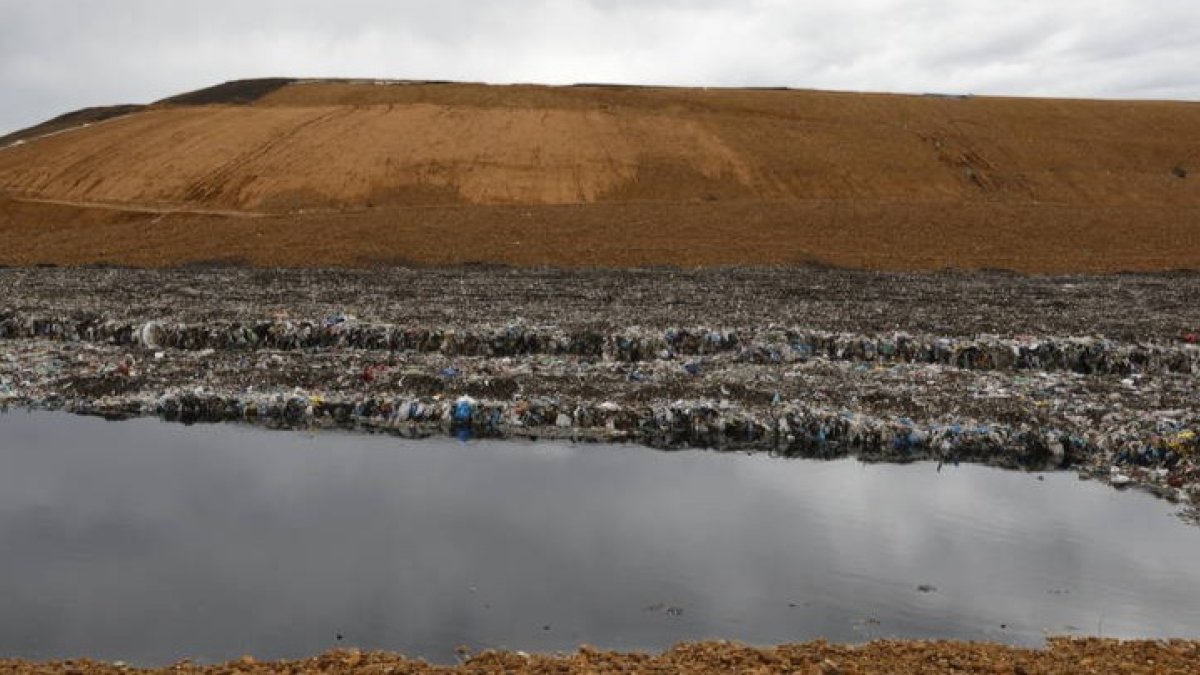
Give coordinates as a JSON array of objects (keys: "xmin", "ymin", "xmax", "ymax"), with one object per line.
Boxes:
[
  {"xmin": 6, "ymin": 639, "xmax": 1200, "ymax": 674},
  {"xmin": 1, "ymin": 266, "xmax": 1198, "ymax": 513}
]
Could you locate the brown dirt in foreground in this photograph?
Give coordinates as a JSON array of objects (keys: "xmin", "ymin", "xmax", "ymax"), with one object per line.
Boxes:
[
  {"xmin": 1, "ymin": 80, "xmax": 1198, "ymax": 272},
  {"xmin": 4, "ymin": 639, "xmax": 1199, "ymax": 674}
]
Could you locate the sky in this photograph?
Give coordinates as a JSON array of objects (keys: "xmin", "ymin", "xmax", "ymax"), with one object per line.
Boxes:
[{"xmin": 3, "ymin": 0, "xmax": 1199, "ymax": 134}]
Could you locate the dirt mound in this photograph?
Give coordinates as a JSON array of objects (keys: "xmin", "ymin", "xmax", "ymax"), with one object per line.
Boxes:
[{"xmin": 1, "ymin": 79, "xmax": 1198, "ymax": 270}]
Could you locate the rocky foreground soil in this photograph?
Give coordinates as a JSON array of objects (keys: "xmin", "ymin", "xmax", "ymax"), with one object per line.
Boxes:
[
  {"xmin": 1, "ymin": 267, "xmax": 1198, "ymax": 516},
  {"xmin": 5, "ymin": 639, "xmax": 1200, "ymax": 674}
]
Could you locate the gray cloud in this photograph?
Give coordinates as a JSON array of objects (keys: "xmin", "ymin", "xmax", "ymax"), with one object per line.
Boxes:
[{"xmin": 1, "ymin": 0, "xmax": 1198, "ymax": 134}]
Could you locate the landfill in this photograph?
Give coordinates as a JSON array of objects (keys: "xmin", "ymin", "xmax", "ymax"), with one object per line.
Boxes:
[{"xmin": 1, "ymin": 266, "xmax": 1198, "ymax": 516}]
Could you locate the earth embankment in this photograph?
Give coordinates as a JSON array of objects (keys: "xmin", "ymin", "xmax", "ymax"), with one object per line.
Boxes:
[{"xmin": 1, "ymin": 79, "xmax": 1197, "ymax": 271}]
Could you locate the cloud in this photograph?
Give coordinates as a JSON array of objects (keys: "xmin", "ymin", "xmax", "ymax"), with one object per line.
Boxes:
[{"xmin": 1, "ymin": 0, "xmax": 1197, "ymax": 134}]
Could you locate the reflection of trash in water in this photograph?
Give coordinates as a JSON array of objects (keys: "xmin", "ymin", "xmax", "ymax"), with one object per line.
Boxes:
[{"xmin": 455, "ymin": 426, "xmax": 473, "ymax": 443}]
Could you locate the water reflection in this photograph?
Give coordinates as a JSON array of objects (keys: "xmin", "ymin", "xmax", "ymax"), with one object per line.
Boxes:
[{"xmin": 1, "ymin": 411, "xmax": 1198, "ymax": 665}]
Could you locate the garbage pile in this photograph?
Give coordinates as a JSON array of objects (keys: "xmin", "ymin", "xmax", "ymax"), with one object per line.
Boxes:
[
  {"xmin": 1, "ymin": 266, "xmax": 1198, "ymax": 515},
  {"xmin": 3, "ymin": 266, "xmax": 1199, "ymax": 340},
  {"xmin": 3, "ymin": 311, "xmax": 1198, "ymax": 376}
]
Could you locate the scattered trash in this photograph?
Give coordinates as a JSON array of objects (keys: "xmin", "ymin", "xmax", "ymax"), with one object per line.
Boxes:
[
  {"xmin": 5, "ymin": 314, "xmax": 1198, "ymax": 376},
  {"xmin": 453, "ymin": 395, "xmax": 476, "ymax": 423}
]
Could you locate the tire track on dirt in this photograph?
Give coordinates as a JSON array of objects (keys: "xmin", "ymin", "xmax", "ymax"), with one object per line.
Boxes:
[
  {"xmin": 182, "ymin": 107, "xmax": 355, "ymax": 206},
  {"xmin": 6, "ymin": 194, "xmax": 268, "ymax": 218}
]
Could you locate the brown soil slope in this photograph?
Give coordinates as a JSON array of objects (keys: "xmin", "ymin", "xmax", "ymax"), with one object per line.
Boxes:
[{"xmin": 1, "ymin": 79, "xmax": 1198, "ymax": 270}]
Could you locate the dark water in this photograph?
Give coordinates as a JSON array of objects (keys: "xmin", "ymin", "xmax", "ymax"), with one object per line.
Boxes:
[{"xmin": 1, "ymin": 411, "xmax": 1198, "ymax": 665}]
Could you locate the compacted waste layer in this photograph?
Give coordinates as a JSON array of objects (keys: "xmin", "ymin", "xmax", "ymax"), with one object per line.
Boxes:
[{"xmin": 1, "ymin": 267, "xmax": 1197, "ymax": 514}]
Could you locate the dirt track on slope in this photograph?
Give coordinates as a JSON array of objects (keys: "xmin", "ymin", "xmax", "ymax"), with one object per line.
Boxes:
[{"xmin": 1, "ymin": 80, "xmax": 1198, "ymax": 271}]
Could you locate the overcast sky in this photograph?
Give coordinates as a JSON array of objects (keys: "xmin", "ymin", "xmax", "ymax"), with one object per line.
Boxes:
[{"xmin": 3, "ymin": 0, "xmax": 1198, "ymax": 134}]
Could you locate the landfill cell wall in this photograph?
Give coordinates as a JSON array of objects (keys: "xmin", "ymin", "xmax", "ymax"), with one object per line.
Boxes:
[{"xmin": 0, "ymin": 80, "xmax": 1198, "ymax": 271}]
